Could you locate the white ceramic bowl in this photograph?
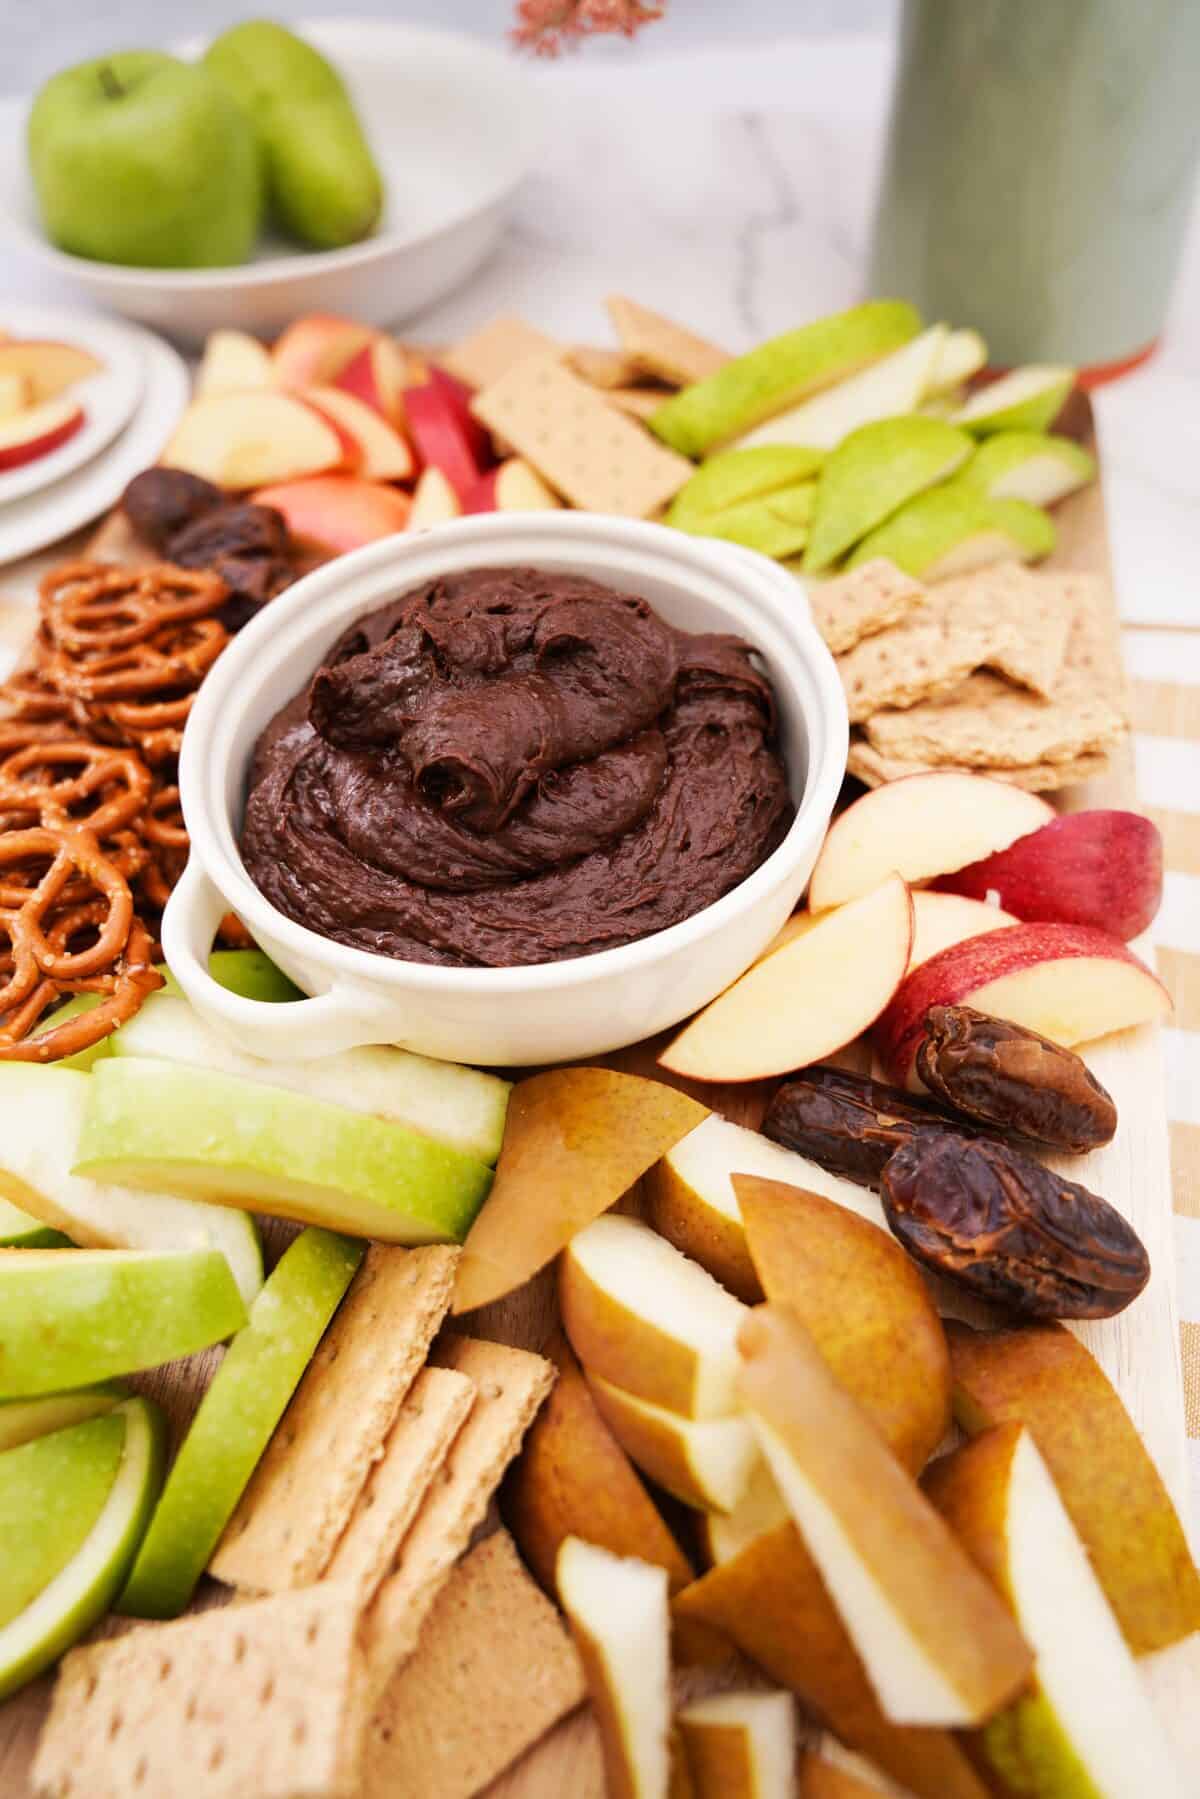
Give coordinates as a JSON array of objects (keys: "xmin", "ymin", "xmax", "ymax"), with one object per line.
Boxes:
[
  {"xmin": 0, "ymin": 22, "xmax": 543, "ymax": 347},
  {"xmin": 164, "ymin": 513, "xmax": 848, "ymax": 1066}
]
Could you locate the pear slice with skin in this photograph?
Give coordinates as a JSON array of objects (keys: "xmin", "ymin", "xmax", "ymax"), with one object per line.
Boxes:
[
  {"xmin": 586, "ymin": 1374, "xmax": 760, "ymax": 1514},
  {"xmin": 677, "ymin": 1690, "xmax": 796, "ymax": 1798},
  {"xmin": 924, "ymin": 328, "xmax": 988, "ymax": 397},
  {"xmin": 737, "ymin": 1306, "xmax": 1032, "ymax": 1726},
  {"xmin": 957, "ymin": 432, "xmax": 1096, "ymax": 506},
  {"xmin": 926, "ymin": 1425, "xmax": 1184, "ymax": 1798},
  {"xmin": 0, "ymin": 1195, "xmax": 68, "ymax": 1249},
  {"xmin": 800, "ymin": 1736, "xmax": 912, "ymax": 1797},
  {"xmin": 698, "ymin": 1459, "xmax": 790, "ymax": 1566},
  {"xmin": 847, "ymin": 486, "xmax": 1055, "ymax": 580},
  {"xmin": 0, "ymin": 1384, "xmax": 126, "ymax": 1453},
  {"xmin": 0, "ymin": 1397, "xmax": 165, "ymax": 1699},
  {"xmin": 667, "ymin": 445, "xmax": 825, "ymax": 520},
  {"xmin": 803, "ymin": 416, "xmax": 973, "ymax": 572},
  {"xmin": 558, "ymin": 1537, "xmax": 671, "ymax": 1799},
  {"xmin": 953, "ymin": 366, "xmax": 1075, "ymax": 436},
  {"xmin": 669, "ymin": 484, "xmax": 814, "ymax": 559},
  {"xmin": 735, "ymin": 325, "xmax": 948, "ymax": 452}
]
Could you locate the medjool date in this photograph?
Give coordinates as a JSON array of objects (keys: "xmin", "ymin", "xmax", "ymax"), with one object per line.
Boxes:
[
  {"xmin": 762, "ymin": 1064, "xmax": 975, "ymax": 1186},
  {"xmin": 916, "ymin": 1005, "xmax": 1117, "ymax": 1153},
  {"xmin": 121, "ymin": 469, "xmax": 223, "ymax": 549}
]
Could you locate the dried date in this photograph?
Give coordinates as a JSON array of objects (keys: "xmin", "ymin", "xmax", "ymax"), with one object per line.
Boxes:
[
  {"xmin": 916, "ymin": 1005, "xmax": 1117, "ymax": 1154},
  {"xmin": 122, "ymin": 469, "xmax": 224, "ymax": 550},
  {"xmin": 762, "ymin": 1064, "xmax": 976, "ymax": 1186},
  {"xmin": 168, "ymin": 503, "xmax": 290, "ymax": 567},
  {"xmin": 880, "ymin": 1132, "xmax": 1149, "ymax": 1320}
]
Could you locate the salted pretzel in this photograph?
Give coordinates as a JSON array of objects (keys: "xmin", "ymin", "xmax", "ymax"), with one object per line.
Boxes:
[
  {"xmin": 0, "ymin": 920, "xmax": 162, "ymax": 1064},
  {"xmin": 0, "ymin": 663, "xmax": 76, "ymax": 726},
  {"xmin": 39, "ymin": 560, "xmax": 227, "ymax": 652},
  {"xmin": 0, "ymin": 823, "xmax": 133, "ymax": 980},
  {"xmin": 44, "ymin": 616, "xmax": 228, "ymax": 703},
  {"xmin": 142, "ymin": 779, "xmax": 189, "ymax": 850},
  {"xmin": 0, "ymin": 740, "xmax": 152, "ymax": 838}
]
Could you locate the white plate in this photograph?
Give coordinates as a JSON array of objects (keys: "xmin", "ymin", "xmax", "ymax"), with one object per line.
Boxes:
[
  {"xmin": 0, "ymin": 328, "xmax": 188, "ymax": 565},
  {"xmin": 0, "ymin": 21, "xmax": 544, "ymax": 346},
  {"xmin": 0, "ymin": 307, "xmax": 144, "ymax": 506}
]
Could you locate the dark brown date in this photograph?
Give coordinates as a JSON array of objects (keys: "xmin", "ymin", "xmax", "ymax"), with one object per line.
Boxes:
[
  {"xmin": 762, "ymin": 1064, "xmax": 976, "ymax": 1186},
  {"xmin": 122, "ymin": 468, "xmax": 224, "ymax": 550},
  {"xmin": 916, "ymin": 1006, "xmax": 1117, "ymax": 1154},
  {"xmin": 880, "ymin": 1132, "xmax": 1149, "ymax": 1319},
  {"xmin": 168, "ymin": 502, "xmax": 290, "ymax": 567}
]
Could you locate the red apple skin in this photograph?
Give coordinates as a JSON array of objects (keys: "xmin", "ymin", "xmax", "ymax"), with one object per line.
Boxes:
[
  {"xmin": 334, "ymin": 339, "xmax": 407, "ymax": 425},
  {"xmin": 272, "ymin": 316, "xmax": 372, "ymax": 389},
  {"xmin": 934, "ymin": 810, "xmax": 1163, "ymax": 943},
  {"xmin": 429, "ymin": 365, "xmax": 493, "ymax": 466},
  {"xmin": 404, "ymin": 382, "xmax": 486, "ymax": 504},
  {"xmin": 0, "ymin": 401, "xmax": 85, "ymax": 470},
  {"xmin": 874, "ymin": 921, "xmax": 1167, "ymax": 1087}
]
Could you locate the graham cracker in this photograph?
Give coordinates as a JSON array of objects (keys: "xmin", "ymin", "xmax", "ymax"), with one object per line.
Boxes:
[
  {"xmin": 33, "ymin": 1583, "xmax": 367, "ymax": 1799},
  {"xmin": 804, "ymin": 559, "xmax": 926, "ymax": 656},
  {"xmin": 567, "ymin": 345, "xmax": 643, "ymax": 390},
  {"xmin": 361, "ymin": 1530, "xmax": 586, "ymax": 1799},
  {"xmin": 606, "ymin": 295, "xmax": 730, "ymax": 386},
  {"xmin": 470, "ymin": 354, "xmax": 693, "ymax": 518},
  {"xmin": 324, "ymin": 1365, "xmax": 476, "ymax": 1601},
  {"xmin": 863, "ymin": 666, "xmax": 1127, "ymax": 768},
  {"xmin": 360, "ymin": 1336, "xmax": 555, "ymax": 1703},
  {"xmin": 211, "ymin": 1246, "xmax": 459, "ymax": 1593},
  {"xmin": 847, "ymin": 736, "xmax": 1113, "ymax": 793},
  {"xmin": 837, "ymin": 615, "xmax": 994, "ymax": 724},
  {"xmin": 925, "ymin": 563, "xmax": 1076, "ymax": 698},
  {"xmin": 440, "ymin": 317, "xmax": 559, "ymax": 392}
]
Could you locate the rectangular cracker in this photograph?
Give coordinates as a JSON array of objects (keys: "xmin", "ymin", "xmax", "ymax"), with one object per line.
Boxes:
[
  {"xmin": 324, "ymin": 1364, "xmax": 476, "ymax": 1601},
  {"xmin": 567, "ymin": 345, "xmax": 643, "ymax": 389},
  {"xmin": 862, "ymin": 665, "xmax": 1128, "ymax": 768},
  {"xmin": 211, "ymin": 1245, "xmax": 460, "ymax": 1593},
  {"xmin": 360, "ymin": 1335, "xmax": 555, "ymax": 1702},
  {"xmin": 471, "ymin": 354, "xmax": 693, "ymax": 517},
  {"xmin": 805, "ymin": 559, "xmax": 926, "ymax": 656},
  {"xmin": 361, "ymin": 1530, "xmax": 586, "ymax": 1799},
  {"xmin": 606, "ymin": 295, "xmax": 730, "ymax": 385},
  {"xmin": 837, "ymin": 614, "xmax": 994, "ymax": 724},
  {"xmin": 440, "ymin": 316, "xmax": 559, "ymax": 391},
  {"xmin": 846, "ymin": 735, "xmax": 1112, "ymax": 793},
  {"xmin": 926, "ymin": 563, "xmax": 1076, "ymax": 698},
  {"xmin": 33, "ymin": 1583, "xmax": 367, "ymax": 1799}
]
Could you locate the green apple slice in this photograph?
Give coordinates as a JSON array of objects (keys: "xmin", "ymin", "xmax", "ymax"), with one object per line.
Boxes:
[
  {"xmin": 0, "ymin": 1195, "xmax": 69, "ymax": 1249},
  {"xmin": 76, "ymin": 1057, "xmax": 493, "ymax": 1243},
  {"xmin": 0, "ymin": 1383, "xmax": 126, "ymax": 1453},
  {"xmin": 953, "ymin": 367, "xmax": 1075, "ymax": 437},
  {"xmin": 848, "ymin": 487, "xmax": 1056, "ymax": 580},
  {"xmin": 803, "ymin": 416, "xmax": 973, "ymax": 572},
  {"xmin": 924, "ymin": 328, "xmax": 987, "ymax": 397},
  {"xmin": 649, "ymin": 300, "xmax": 922, "ymax": 457},
  {"xmin": 0, "ymin": 1248, "xmax": 247, "ymax": 1399},
  {"xmin": 957, "ymin": 432, "xmax": 1096, "ymax": 507},
  {"xmin": 736, "ymin": 324, "xmax": 948, "ymax": 451},
  {"xmin": 0, "ymin": 1065, "xmax": 262, "ymax": 1308},
  {"xmin": 119, "ymin": 1227, "xmax": 362, "ymax": 1618},
  {"xmin": 0, "ymin": 1397, "xmax": 165, "ymax": 1699},
  {"xmin": 112, "ymin": 991, "xmax": 510, "ymax": 1165}
]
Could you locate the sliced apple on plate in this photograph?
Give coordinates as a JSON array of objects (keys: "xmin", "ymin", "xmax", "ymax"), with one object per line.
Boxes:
[
  {"xmin": 926, "ymin": 1425, "xmax": 1183, "ymax": 1797},
  {"xmin": 251, "ymin": 473, "xmax": 412, "ymax": 552},
  {"xmin": 677, "ymin": 1689, "xmax": 795, "ymax": 1799},
  {"xmin": 0, "ymin": 395, "xmax": 85, "ymax": 471},
  {"xmin": 164, "ymin": 390, "xmax": 348, "ymax": 488},
  {"xmin": 0, "ymin": 1384, "xmax": 126, "ymax": 1454},
  {"xmin": 803, "ymin": 416, "xmax": 973, "ymax": 573},
  {"xmin": 737, "ymin": 325, "xmax": 947, "ymax": 453},
  {"xmin": 466, "ymin": 457, "xmax": 561, "ymax": 512},
  {"xmin": 808, "ymin": 772, "xmax": 1053, "ymax": 912},
  {"xmin": 119, "ymin": 1228, "xmax": 362, "ymax": 1618},
  {"xmin": 958, "ymin": 431, "xmax": 1095, "ymax": 506},
  {"xmin": 0, "ymin": 339, "xmax": 101, "ymax": 403},
  {"xmin": 195, "ymin": 328, "xmax": 274, "ymax": 397},
  {"xmin": 658, "ymin": 874, "xmax": 913, "ymax": 1083},
  {"xmin": 952, "ymin": 366, "xmax": 1075, "ymax": 436},
  {"xmin": 847, "ymin": 487, "xmax": 1056, "ymax": 580},
  {"xmin": 408, "ymin": 465, "xmax": 462, "ymax": 529},
  {"xmin": 587, "ymin": 1373, "xmax": 760, "ymax": 1514},
  {"xmin": 303, "ymin": 384, "xmax": 414, "ymax": 480},
  {"xmin": 405, "ymin": 376, "xmax": 489, "ymax": 502},
  {"xmin": 908, "ymin": 889, "xmax": 1019, "ymax": 969},
  {"xmin": 0, "ymin": 1397, "xmax": 164, "ymax": 1699},
  {"xmin": 0, "ymin": 371, "xmax": 30, "ymax": 419},
  {"xmin": 271, "ymin": 314, "xmax": 373, "ymax": 390}
]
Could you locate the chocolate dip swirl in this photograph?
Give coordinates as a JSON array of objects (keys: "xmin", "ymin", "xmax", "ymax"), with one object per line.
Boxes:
[{"xmin": 240, "ymin": 566, "xmax": 793, "ymax": 967}]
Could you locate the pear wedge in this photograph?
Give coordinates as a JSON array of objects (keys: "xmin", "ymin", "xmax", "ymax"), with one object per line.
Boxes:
[
  {"xmin": 924, "ymin": 328, "xmax": 988, "ymax": 397},
  {"xmin": 803, "ymin": 416, "xmax": 972, "ymax": 572},
  {"xmin": 799, "ymin": 1737, "xmax": 911, "ymax": 1797},
  {"xmin": 669, "ymin": 483, "xmax": 814, "ymax": 558},
  {"xmin": 0, "ymin": 1384, "xmax": 126, "ymax": 1453},
  {"xmin": 698, "ymin": 1459, "xmax": 790, "ymax": 1566},
  {"xmin": 957, "ymin": 432, "xmax": 1096, "ymax": 506},
  {"xmin": 926, "ymin": 1425, "xmax": 1183, "ymax": 1798},
  {"xmin": 847, "ymin": 486, "xmax": 1055, "ymax": 579},
  {"xmin": 667, "ymin": 445, "xmax": 825, "ymax": 519},
  {"xmin": 587, "ymin": 1374, "xmax": 759, "ymax": 1514},
  {"xmin": 677, "ymin": 1689, "xmax": 796, "ymax": 1798},
  {"xmin": 0, "ymin": 1195, "xmax": 68, "ymax": 1249},
  {"xmin": 953, "ymin": 366, "xmax": 1075, "ymax": 436},
  {"xmin": 736, "ymin": 325, "xmax": 947, "ymax": 452}
]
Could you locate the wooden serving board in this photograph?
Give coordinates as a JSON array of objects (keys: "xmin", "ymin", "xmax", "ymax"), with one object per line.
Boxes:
[{"xmin": 1, "ymin": 414, "xmax": 1197, "ymax": 1797}]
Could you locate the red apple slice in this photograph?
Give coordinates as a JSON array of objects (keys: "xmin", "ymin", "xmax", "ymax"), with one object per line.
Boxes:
[
  {"xmin": 196, "ymin": 329, "xmax": 273, "ymax": 397},
  {"xmin": 334, "ymin": 337, "xmax": 410, "ymax": 425},
  {"xmin": 407, "ymin": 466, "xmax": 462, "ymax": 530},
  {"xmin": 466, "ymin": 458, "xmax": 562, "ymax": 513},
  {"xmin": 875, "ymin": 922, "xmax": 1172, "ymax": 1089},
  {"xmin": 251, "ymin": 475, "xmax": 412, "ymax": 554},
  {"xmin": 0, "ymin": 372, "xmax": 31, "ymax": 419},
  {"xmin": 164, "ymin": 391, "xmax": 348, "ymax": 489},
  {"xmin": 933, "ymin": 810, "xmax": 1163, "ymax": 943},
  {"xmin": 809, "ymin": 774, "xmax": 1053, "ymax": 913},
  {"xmin": 909, "ymin": 890, "xmax": 1018, "ymax": 971},
  {"xmin": 0, "ymin": 340, "xmax": 102, "ymax": 404},
  {"xmin": 272, "ymin": 315, "xmax": 373, "ymax": 390},
  {"xmin": 659, "ymin": 875, "xmax": 914, "ymax": 1083},
  {"xmin": 302, "ymin": 386, "xmax": 414, "ymax": 481},
  {"xmin": 404, "ymin": 380, "xmax": 489, "ymax": 503},
  {"xmin": 429, "ymin": 365, "xmax": 493, "ymax": 465},
  {"xmin": 0, "ymin": 396, "xmax": 85, "ymax": 470}
]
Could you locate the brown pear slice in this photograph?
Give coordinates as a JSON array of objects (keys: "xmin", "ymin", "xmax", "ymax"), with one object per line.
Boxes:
[
  {"xmin": 676, "ymin": 1689, "xmax": 795, "ymax": 1798},
  {"xmin": 587, "ymin": 1374, "xmax": 759, "ymax": 1514}
]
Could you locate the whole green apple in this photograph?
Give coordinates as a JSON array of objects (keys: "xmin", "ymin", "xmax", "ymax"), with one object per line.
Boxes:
[{"xmin": 27, "ymin": 51, "xmax": 262, "ymax": 268}]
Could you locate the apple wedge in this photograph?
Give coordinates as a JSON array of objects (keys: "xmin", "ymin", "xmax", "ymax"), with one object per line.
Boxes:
[
  {"xmin": 405, "ymin": 376, "xmax": 488, "ymax": 502},
  {"xmin": 74, "ymin": 1058, "xmax": 493, "ymax": 1244},
  {"xmin": 587, "ymin": 1374, "xmax": 760, "ymax": 1514},
  {"xmin": 196, "ymin": 328, "xmax": 273, "ymax": 397},
  {"xmin": 658, "ymin": 875, "xmax": 913, "ymax": 1083},
  {"xmin": 847, "ymin": 488, "xmax": 1056, "ymax": 580},
  {"xmin": 164, "ymin": 390, "xmax": 347, "ymax": 488},
  {"xmin": 736, "ymin": 1176, "xmax": 950, "ymax": 1473},
  {"xmin": 0, "ymin": 1249, "xmax": 246, "ymax": 1399},
  {"xmin": 953, "ymin": 366, "xmax": 1075, "ymax": 436},
  {"xmin": 738, "ymin": 1306, "xmax": 1032, "ymax": 1726},
  {"xmin": 0, "ymin": 1064, "xmax": 263, "ymax": 1307},
  {"xmin": 909, "ymin": 889, "xmax": 1018, "ymax": 969},
  {"xmin": 557, "ymin": 1537, "xmax": 671, "ymax": 1799},
  {"xmin": 560, "ymin": 1214, "xmax": 748, "ymax": 1419},
  {"xmin": 958, "ymin": 432, "xmax": 1095, "ymax": 506},
  {"xmin": 925, "ymin": 1425, "xmax": 1183, "ymax": 1796},
  {"xmin": 503, "ymin": 1335, "xmax": 694, "ymax": 1598},
  {"xmin": 271, "ymin": 314, "xmax": 373, "ymax": 389},
  {"xmin": 947, "ymin": 1320, "xmax": 1200, "ymax": 1654},
  {"xmin": 677, "ymin": 1690, "xmax": 796, "ymax": 1799},
  {"xmin": 803, "ymin": 416, "xmax": 973, "ymax": 573},
  {"xmin": 119, "ymin": 1228, "xmax": 362, "ymax": 1618},
  {"xmin": 0, "ymin": 371, "xmax": 30, "ymax": 418},
  {"xmin": 466, "ymin": 457, "xmax": 562, "ymax": 512},
  {"xmin": 645, "ymin": 1114, "xmax": 886, "ymax": 1303},
  {"xmin": 303, "ymin": 385, "xmax": 414, "ymax": 480},
  {"xmin": 735, "ymin": 326, "xmax": 948, "ymax": 452},
  {"xmin": 934, "ymin": 809, "xmax": 1163, "ymax": 942},
  {"xmin": 698, "ymin": 1459, "xmax": 789, "ymax": 1566},
  {"xmin": 0, "ymin": 1397, "xmax": 164, "ymax": 1700},
  {"xmin": 408, "ymin": 465, "xmax": 462, "ymax": 529},
  {"xmin": 809, "ymin": 772, "xmax": 1053, "ymax": 912},
  {"xmin": 335, "ymin": 335, "xmax": 412, "ymax": 423},
  {"xmin": 0, "ymin": 1195, "xmax": 68, "ymax": 1249},
  {"xmin": 0, "ymin": 395, "xmax": 85, "ymax": 470},
  {"xmin": 874, "ymin": 921, "xmax": 1172, "ymax": 1088},
  {"xmin": 0, "ymin": 339, "xmax": 101, "ymax": 403},
  {"xmin": 0, "ymin": 1384, "xmax": 125, "ymax": 1454},
  {"xmin": 251, "ymin": 473, "xmax": 411, "ymax": 552}
]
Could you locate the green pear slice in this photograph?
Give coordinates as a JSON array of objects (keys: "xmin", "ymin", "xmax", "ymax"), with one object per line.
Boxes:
[
  {"xmin": 0, "ymin": 1195, "xmax": 69, "ymax": 1249},
  {"xmin": 848, "ymin": 487, "xmax": 1056, "ymax": 580},
  {"xmin": 0, "ymin": 1397, "xmax": 165, "ymax": 1699},
  {"xmin": 0, "ymin": 1248, "xmax": 247, "ymax": 1399},
  {"xmin": 119, "ymin": 1227, "xmax": 362, "ymax": 1618},
  {"xmin": 649, "ymin": 301, "xmax": 921, "ymax": 457},
  {"xmin": 0, "ymin": 1383, "xmax": 126, "ymax": 1453},
  {"xmin": 958, "ymin": 432, "xmax": 1096, "ymax": 507},
  {"xmin": 953, "ymin": 367, "xmax": 1075, "ymax": 436},
  {"xmin": 924, "ymin": 328, "xmax": 988, "ymax": 397},
  {"xmin": 113, "ymin": 991, "xmax": 510, "ymax": 1165},
  {"xmin": 803, "ymin": 416, "xmax": 973, "ymax": 572},
  {"xmin": 668, "ymin": 445, "xmax": 825, "ymax": 520},
  {"xmin": 0, "ymin": 1064, "xmax": 262, "ymax": 1308},
  {"xmin": 736, "ymin": 325, "xmax": 948, "ymax": 451},
  {"xmin": 76, "ymin": 1057, "xmax": 493, "ymax": 1242},
  {"xmin": 671, "ymin": 483, "xmax": 815, "ymax": 558}
]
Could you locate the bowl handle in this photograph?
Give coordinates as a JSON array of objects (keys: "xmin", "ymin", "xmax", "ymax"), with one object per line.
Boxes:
[{"xmin": 161, "ymin": 862, "xmax": 396, "ymax": 1061}]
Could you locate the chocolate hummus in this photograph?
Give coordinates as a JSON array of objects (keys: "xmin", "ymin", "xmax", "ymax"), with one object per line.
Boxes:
[{"xmin": 241, "ymin": 566, "xmax": 793, "ymax": 967}]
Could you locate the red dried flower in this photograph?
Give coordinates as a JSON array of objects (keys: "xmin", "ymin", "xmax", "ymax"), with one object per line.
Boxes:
[{"xmin": 511, "ymin": 0, "xmax": 666, "ymax": 56}]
